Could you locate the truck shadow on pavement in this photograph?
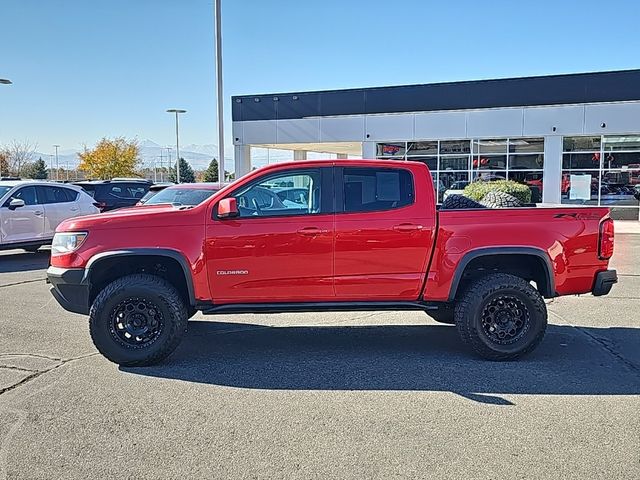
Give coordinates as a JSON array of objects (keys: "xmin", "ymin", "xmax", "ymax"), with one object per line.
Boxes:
[
  {"xmin": 123, "ymin": 321, "xmax": 640, "ymax": 405},
  {"xmin": 0, "ymin": 250, "xmax": 50, "ymax": 273}
]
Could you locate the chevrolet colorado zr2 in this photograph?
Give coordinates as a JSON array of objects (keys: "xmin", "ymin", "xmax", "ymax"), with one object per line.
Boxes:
[{"xmin": 47, "ymin": 160, "xmax": 617, "ymax": 366}]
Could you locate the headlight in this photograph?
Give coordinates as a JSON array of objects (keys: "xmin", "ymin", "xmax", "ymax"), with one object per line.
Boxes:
[{"xmin": 51, "ymin": 232, "xmax": 88, "ymax": 255}]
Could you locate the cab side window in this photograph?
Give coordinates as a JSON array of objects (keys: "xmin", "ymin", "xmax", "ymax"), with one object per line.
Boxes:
[
  {"xmin": 38, "ymin": 186, "xmax": 77, "ymax": 204},
  {"xmin": 3, "ymin": 186, "xmax": 39, "ymax": 207},
  {"xmin": 342, "ymin": 167, "xmax": 414, "ymax": 213},
  {"xmin": 234, "ymin": 170, "xmax": 322, "ymax": 217}
]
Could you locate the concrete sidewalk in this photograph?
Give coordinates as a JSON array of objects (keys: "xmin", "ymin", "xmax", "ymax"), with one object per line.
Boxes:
[{"xmin": 615, "ymin": 220, "xmax": 640, "ymax": 234}]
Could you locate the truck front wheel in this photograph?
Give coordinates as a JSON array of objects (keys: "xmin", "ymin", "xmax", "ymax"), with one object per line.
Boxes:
[
  {"xmin": 89, "ymin": 274, "xmax": 188, "ymax": 366},
  {"xmin": 454, "ymin": 273, "xmax": 547, "ymax": 360}
]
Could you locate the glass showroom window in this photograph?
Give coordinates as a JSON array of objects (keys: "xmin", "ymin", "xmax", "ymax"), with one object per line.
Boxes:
[
  {"xmin": 562, "ymin": 136, "xmax": 640, "ymax": 219},
  {"xmin": 375, "ymin": 142, "xmax": 406, "ymax": 161},
  {"xmin": 507, "ymin": 138, "xmax": 544, "ymax": 203},
  {"xmin": 471, "ymin": 138, "xmax": 544, "ymax": 203},
  {"xmin": 377, "ymin": 138, "xmax": 544, "ymax": 203},
  {"xmin": 434, "ymin": 140, "xmax": 471, "ymax": 202}
]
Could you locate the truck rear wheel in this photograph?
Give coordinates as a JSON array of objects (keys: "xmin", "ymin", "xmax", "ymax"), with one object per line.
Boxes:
[
  {"xmin": 89, "ymin": 274, "xmax": 188, "ymax": 367},
  {"xmin": 454, "ymin": 273, "xmax": 547, "ymax": 360}
]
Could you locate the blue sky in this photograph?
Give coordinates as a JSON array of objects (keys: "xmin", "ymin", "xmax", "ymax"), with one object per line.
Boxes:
[{"xmin": 1, "ymin": 0, "xmax": 639, "ymax": 158}]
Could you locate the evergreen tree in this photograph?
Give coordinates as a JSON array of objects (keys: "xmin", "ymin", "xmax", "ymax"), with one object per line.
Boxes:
[
  {"xmin": 203, "ymin": 158, "xmax": 219, "ymax": 182},
  {"xmin": 21, "ymin": 157, "xmax": 49, "ymax": 179},
  {"xmin": 168, "ymin": 158, "xmax": 196, "ymax": 183}
]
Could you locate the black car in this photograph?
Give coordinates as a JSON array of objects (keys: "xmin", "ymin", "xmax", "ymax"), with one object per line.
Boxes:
[{"xmin": 73, "ymin": 179, "xmax": 152, "ymax": 211}]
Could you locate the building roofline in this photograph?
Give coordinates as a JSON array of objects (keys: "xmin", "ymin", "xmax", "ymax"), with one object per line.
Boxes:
[
  {"xmin": 232, "ymin": 68, "xmax": 640, "ymax": 100},
  {"xmin": 232, "ymin": 69, "xmax": 640, "ymax": 122}
]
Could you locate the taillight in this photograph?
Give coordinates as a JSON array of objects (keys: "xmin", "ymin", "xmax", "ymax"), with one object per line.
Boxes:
[{"xmin": 598, "ymin": 218, "xmax": 614, "ymax": 260}]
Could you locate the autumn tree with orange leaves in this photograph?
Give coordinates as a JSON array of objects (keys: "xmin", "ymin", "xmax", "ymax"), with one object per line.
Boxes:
[{"xmin": 78, "ymin": 137, "xmax": 141, "ymax": 179}]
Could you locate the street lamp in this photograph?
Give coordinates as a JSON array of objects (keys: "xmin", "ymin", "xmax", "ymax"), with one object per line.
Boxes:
[
  {"xmin": 166, "ymin": 109, "xmax": 187, "ymax": 183},
  {"xmin": 214, "ymin": 0, "xmax": 224, "ymax": 184},
  {"xmin": 53, "ymin": 145, "xmax": 60, "ymax": 181}
]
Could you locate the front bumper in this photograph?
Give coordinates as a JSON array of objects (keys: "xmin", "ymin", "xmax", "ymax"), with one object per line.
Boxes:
[
  {"xmin": 47, "ymin": 266, "xmax": 90, "ymax": 315},
  {"xmin": 592, "ymin": 269, "xmax": 617, "ymax": 297}
]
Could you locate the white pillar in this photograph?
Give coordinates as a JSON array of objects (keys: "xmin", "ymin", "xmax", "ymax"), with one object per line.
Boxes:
[
  {"xmin": 234, "ymin": 145, "xmax": 252, "ymax": 178},
  {"xmin": 337, "ymin": 153, "xmax": 348, "ymax": 159},
  {"xmin": 293, "ymin": 150, "xmax": 307, "ymax": 161},
  {"xmin": 543, "ymin": 136, "xmax": 562, "ymax": 204},
  {"xmin": 362, "ymin": 141, "xmax": 376, "ymax": 159}
]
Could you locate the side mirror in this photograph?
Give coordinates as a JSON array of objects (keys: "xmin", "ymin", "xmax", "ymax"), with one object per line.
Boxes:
[
  {"xmin": 8, "ymin": 198, "xmax": 25, "ymax": 210},
  {"xmin": 217, "ymin": 197, "xmax": 239, "ymax": 219}
]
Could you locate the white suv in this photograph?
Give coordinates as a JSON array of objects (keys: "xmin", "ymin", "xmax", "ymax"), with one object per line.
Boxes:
[{"xmin": 0, "ymin": 180, "xmax": 100, "ymax": 252}]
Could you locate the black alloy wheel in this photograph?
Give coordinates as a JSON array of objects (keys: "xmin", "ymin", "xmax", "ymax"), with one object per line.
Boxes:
[
  {"xmin": 479, "ymin": 294, "xmax": 530, "ymax": 345},
  {"xmin": 89, "ymin": 274, "xmax": 188, "ymax": 366},
  {"xmin": 110, "ymin": 297, "xmax": 164, "ymax": 348},
  {"xmin": 454, "ymin": 273, "xmax": 547, "ymax": 360}
]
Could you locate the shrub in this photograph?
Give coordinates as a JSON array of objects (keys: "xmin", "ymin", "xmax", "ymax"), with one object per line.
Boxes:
[{"xmin": 463, "ymin": 180, "xmax": 532, "ymax": 204}]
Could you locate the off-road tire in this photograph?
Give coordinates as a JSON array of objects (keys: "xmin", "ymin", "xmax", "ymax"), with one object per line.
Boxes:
[
  {"xmin": 441, "ymin": 194, "xmax": 486, "ymax": 210},
  {"xmin": 480, "ymin": 191, "xmax": 523, "ymax": 208},
  {"xmin": 454, "ymin": 273, "xmax": 547, "ymax": 360},
  {"xmin": 89, "ymin": 274, "xmax": 188, "ymax": 366},
  {"xmin": 426, "ymin": 306, "xmax": 455, "ymax": 325}
]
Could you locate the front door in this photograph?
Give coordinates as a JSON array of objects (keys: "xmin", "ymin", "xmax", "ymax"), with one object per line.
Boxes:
[
  {"xmin": 0, "ymin": 186, "xmax": 45, "ymax": 245},
  {"xmin": 206, "ymin": 167, "xmax": 334, "ymax": 303},
  {"xmin": 333, "ymin": 166, "xmax": 437, "ymax": 300}
]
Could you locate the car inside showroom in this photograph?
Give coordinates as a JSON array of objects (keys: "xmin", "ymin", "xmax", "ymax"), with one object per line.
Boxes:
[{"xmin": 232, "ymin": 69, "xmax": 640, "ymax": 219}]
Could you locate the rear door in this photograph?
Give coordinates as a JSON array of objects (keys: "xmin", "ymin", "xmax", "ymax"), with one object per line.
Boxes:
[
  {"xmin": 333, "ymin": 166, "xmax": 437, "ymax": 300},
  {"xmin": 0, "ymin": 186, "xmax": 45, "ymax": 244},
  {"xmin": 37, "ymin": 185, "xmax": 81, "ymax": 236}
]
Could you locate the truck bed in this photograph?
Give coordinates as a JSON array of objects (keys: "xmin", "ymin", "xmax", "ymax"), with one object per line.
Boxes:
[{"xmin": 424, "ymin": 206, "xmax": 611, "ymax": 301}]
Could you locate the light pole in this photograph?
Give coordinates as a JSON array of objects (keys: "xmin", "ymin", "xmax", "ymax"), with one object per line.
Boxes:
[
  {"xmin": 214, "ymin": 0, "xmax": 224, "ymax": 184},
  {"xmin": 166, "ymin": 109, "xmax": 186, "ymax": 183},
  {"xmin": 53, "ymin": 145, "xmax": 60, "ymax": 181},
  {"xmin": 0, "ymin": 79, "xmax": 11, "ymax": 176}
]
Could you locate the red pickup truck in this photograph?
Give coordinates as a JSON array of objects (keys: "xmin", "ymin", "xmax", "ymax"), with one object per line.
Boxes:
[{"xmin": 47, "ymin": 160, "xmax": 617, "ymax": 366}]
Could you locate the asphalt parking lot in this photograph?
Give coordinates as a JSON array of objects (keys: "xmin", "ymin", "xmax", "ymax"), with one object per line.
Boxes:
[{"xmin": 0, "ymin": 236, "xmax": 639, "ymax": 479}]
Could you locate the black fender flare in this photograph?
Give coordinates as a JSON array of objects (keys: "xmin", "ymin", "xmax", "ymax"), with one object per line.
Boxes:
[
  {"xmin": 84, "ymin": 248, "xmax": 196, "ymax": 306},
  {"xmin": 447, "ymin": 247, "xmax": 556, "ymax": 301}
]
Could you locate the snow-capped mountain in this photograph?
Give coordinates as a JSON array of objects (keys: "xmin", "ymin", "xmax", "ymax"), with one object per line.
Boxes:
[
  {"xmin": 33, "ymin": 139, "xmax": 230, "ymax": 171},
  {"xmin": 30, "ymin": 138, "xmax": 297, "ymax": 174}
]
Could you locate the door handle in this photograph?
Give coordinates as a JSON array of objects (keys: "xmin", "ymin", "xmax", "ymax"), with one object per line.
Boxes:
[
  {"xmin": 297, "ymin": 227, "xmax": 328, "ymax": 236},
  {"xmin": 393, "ymin": 223, "xmax": 424, "ymax": 232},
  {"xmin": 34, "ymin": 210, "xmax": 44, "ymax": 216},
  {"xmin": 70, "ymin": 207, "xmax": 79, "ymax": 212}
]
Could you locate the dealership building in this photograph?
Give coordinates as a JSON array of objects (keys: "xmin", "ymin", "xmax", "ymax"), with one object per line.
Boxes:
[{"xmin": 232, "ymin": 69, "xmax": 640, "ymax": 219}]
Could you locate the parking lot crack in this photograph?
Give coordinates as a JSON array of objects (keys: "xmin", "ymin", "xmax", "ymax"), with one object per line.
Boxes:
[
  {"xmin": 574, "ymin": 327, "xmax": 640, "ymax": 374},
  {"xmin": 0, "ymin": 278, "xmax": 46, "ymax": 289},
  {"xmin": 549, "ymin": 310, "xmax": 640, "ymax": 375},
  {"xmin": 0, "ymin": 352, "xmax": 98, "ymax": 397},
  {"xmin": 0, "ymin": 365, "xmax": 35, "ymax": 374}
]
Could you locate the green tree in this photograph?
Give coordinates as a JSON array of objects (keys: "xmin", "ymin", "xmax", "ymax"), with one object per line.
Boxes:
[
  {"xmin": 21, "ymin": 157, "xmax": 49, "ymax": 179},
  {"xmin": 168, "ymin": 158, "xmax": 196, "ymax": 183},
  {"xmin": 203, "ymin": 158, "xmax": 219, "ymax": 182},
  {"xmin": 78, "ymin": 137, "xmax": 140, "ymax": 179}
]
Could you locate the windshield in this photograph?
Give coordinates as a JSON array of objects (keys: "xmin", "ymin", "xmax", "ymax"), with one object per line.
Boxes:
[
  {"xmin": 0, "ymin": 186, "xmax": 12, "ymax": 198},
  {"xmin": 138, "ymin": 190, "xmax": 158, "ymax": 204},
  {"xmin": 144, "ymin": 187, "xmax": 217, "ymax": 206}
]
